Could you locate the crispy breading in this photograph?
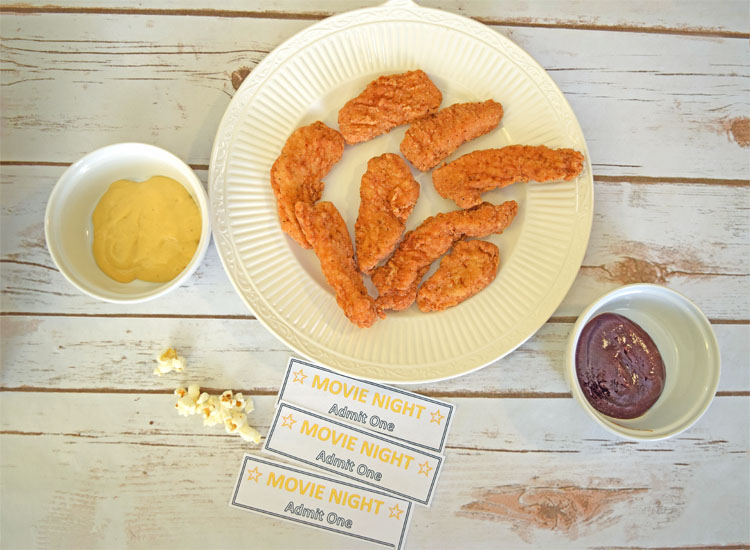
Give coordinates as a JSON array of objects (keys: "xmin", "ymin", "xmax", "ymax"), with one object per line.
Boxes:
[
  {"xmin": 400, "ymin": 100, "xmax": 504, "ymax": 171},
  {"xmin": 338, "ymin": 70, "xmax": 442, "ymax": 145},
  {"xmin": 433, "ymin": 145, "xmax": 584, "ymax": 208},
  {"xmin": 295, "ymin": 201, "xmax": 383, "ymax": 328},
  {"xmin": 372, "ymin": 200, "xmax": 518, "ymax": 311},
  {"xmin": 417, "ymin": 239, "xmax": 500, "ymax": 312},
  {"xmin": 355, "ymin": 154, "xmax": 420, "ymax": 274},
  {"xmin": 270, "ymin": 122, "xmax": 345, "ymax": 248},
  {"xmin": 372, "ymin": 265, "xmax": 430, "ymax": 312}
]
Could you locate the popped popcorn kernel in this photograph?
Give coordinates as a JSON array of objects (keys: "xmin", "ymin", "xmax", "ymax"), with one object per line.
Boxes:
[
  {"xmin": 220, "ymin": 390, "xmax": 233, "ymax": 407},
  {"xmin": 187, "ymin": 384, "xmax": 200, "ymax": 400},
  {"xmin": 176, "ymin": 394, "xmax": 197, "ymax": 416},
  {"xmin": 172, "ymin": 385, "xmax": 260, "ymax": 444},
  {"xmin": 230, "ymin": 411, "xmax": 247, "ymax": 426},
  {"xmin": 155, "ymin": 347, "xmax": 186, "ymax": 376},
  {"xmin": 238, "ymin": 425, "xmax": 261, "ymax": 444}
]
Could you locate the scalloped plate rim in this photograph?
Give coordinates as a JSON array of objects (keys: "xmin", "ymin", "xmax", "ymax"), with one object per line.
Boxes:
[{"xmin": 208, "ymin": 1, "xmax": 594, "ymax": 383}]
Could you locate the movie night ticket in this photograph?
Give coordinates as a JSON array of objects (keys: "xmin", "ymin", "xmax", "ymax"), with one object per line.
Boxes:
[
  {"xmin": 264, "ymin": 402, "xmax": 444, "ymax": 506},
  {"xmin": 278, "ymin": 357, "xmax": 454, "ymax": 453},
  {"xmin": 230, "ymin": 455, "xmax": 412, "ymax": 549}
]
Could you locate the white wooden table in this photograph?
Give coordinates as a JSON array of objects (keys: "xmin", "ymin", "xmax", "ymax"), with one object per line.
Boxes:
[{"xmin": 1, "ymin": 2, "xmax": 749, "ymax": 548}]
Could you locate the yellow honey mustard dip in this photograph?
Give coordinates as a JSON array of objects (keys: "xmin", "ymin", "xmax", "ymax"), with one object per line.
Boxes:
[{"xmin": 92, "ymin": 175, "xmax": 201, "ymax": 283}]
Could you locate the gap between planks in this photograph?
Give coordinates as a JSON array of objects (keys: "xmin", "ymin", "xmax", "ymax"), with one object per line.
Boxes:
[
  {"xmin": 0, "ymin": 386, "xmax": 747, "ymax": 398},
  {"xmin": 0, "ymin": 6, "xmax": 747, "ymax": 39},
  {"xmin": 1, "ymin": 312, "xmax": 747, "ymax": 325},
  {"xmin": 0, "ymin": 432, "xmax": 584, "ymax": 454},
  {"xmin": 2, "ymin": 162, "xmax": 748, "ymax": 187}
]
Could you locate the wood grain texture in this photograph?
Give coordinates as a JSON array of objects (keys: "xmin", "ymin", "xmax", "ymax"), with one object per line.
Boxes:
[
  {"xmin": 1, "ymin": 0, "xmax": 748, "ymax": 36},
  {"xmin": 1, "ymin": 394, "xmax": 748, "ymax": 548},
  {"xmin": 1, "ymin": 14, "xmax": 748, "ymax": 179},
  {"xmin": 1, "ymin": 3, "xmax": 748, "ymax": 548},
  {"xmin": 1, "ymin": 315, "xmax": 747, "ymax": 395},
  {"xmin": 2, "ymin": 166, "xmax": 747, "ymax": 319}
]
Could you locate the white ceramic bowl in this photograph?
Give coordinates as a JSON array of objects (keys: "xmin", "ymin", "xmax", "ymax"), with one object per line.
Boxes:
[
  {"xmin": 45, "ymin": 143, "xmax": 211, "ymax": 303},
  {"xmin": 565, "ymin": 284, "xmax": 720, "ymax": 440}
]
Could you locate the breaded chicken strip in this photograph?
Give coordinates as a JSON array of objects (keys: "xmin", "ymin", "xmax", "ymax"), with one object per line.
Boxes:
[
  {"xmin": 338, "ymin": 70, "xmax": 442, "ymax": 145},
  {"xmin": 295, "ymin": 201, "xmax": 383, "ymax": 328},
  {"xmin": 355, "ymin": 154, "xmax": 420, "ymax": 274},
  {"xmin": 372, "ymin": 200, "xmax": 518, "ymax": 311},
  {"xmin": 417, "ymin": 239, "xmax": 499, "ymax": 312},
  {"xmin": 433, "ymin": 145, "xmax": 584, "ymax": 208},
  {"xmin": 271, "ymin": 122, "xmax": 345, "ymax": 248},
  {"xmin": 400, "ymin": 100, "xmax": 504, "ymax": 171}
]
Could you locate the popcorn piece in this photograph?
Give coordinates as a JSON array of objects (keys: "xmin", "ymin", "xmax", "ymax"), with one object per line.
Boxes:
[
  {"xmin": 155, "ymin": 347, "xmax": 186, "ymax": 376},
  {"xmin": 187, "ymin": 384, "xmax": 200, "ymax": 401},
  {"xmin": 224, "ymin": 415, "xmax": 240, "ymax": 433},
  {"xmin": 220, "ymin": 390, "xmax": 234, "ymax": 408},
  {"xmin": 175, "ymin": 394, "xmax": 197, "ymax": 416},
  {"xmin": 173, "ymin": 384, "xmax": 261, "ymax": 444},
  {"xmin": 228, "ymin": 411, "xmax": 247, "ymax": 431},
  {"xmin": 239, "ymin": 424, "xmax": 261, "ymax": 444},
  {"xmin": 233, "ymin": 393, "xmax": 247, "ymax": 411}
]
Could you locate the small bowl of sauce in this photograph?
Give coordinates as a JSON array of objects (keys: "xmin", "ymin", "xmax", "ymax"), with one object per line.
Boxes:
[
  {"xmin": 45, "ymin": 143, "xmax": 211, "ymax": 302},
  {"xmin": 576, "ymin": 312, "xmax": 666, "ymax": 420},
  {"xmin": 92, "ymin": 175, "xmax": 202, "ymax": 284},
  {"xmin": 565, "ymin": 284, "xmax": 720, "ymax": 440}
]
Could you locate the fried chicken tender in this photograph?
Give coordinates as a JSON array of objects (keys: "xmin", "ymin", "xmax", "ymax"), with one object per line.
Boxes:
[
  {"xmin": 417, "ymin": 239, "xmax": 499, "ymax": 312},
  {"xmin": 400, "ymin": 100, "xmax": 504, "ymax": 171},
  {"xmin": 355, "ymin": 154, "xmax": 420, "ymax": 274},
  {"xmin": 270, "ymin": 122, "xmax": 345, "ymax": 248},
  {"xmin": 372, "ymin": 200, "xmax": 518, "ymax": 311},
  {"xmin": 338, "ymin": 70, "xmax": 442, "ymax": 145},
  {"xmin": 433, "ymin": 145, "xmax": 584, "ymax": 208},
  {"xmin": 295, "ymin": 201, "xmax": 383, "ymax": 328}
]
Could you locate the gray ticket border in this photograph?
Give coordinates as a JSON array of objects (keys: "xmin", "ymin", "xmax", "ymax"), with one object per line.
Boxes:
[
  {"xmin": 264, "ymin": 402, "xmax": 444, "ymax": 506},
  {"xmin": 278, "ymin": 357, "xmax": 455, "ymax": 453},
  {"xmin": 230, "ymin": 454, "xmax": 412, "ymax": 549}
]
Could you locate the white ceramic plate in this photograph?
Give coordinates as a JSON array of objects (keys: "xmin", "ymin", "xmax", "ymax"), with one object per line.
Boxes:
[{"xmin": 209, "ymin": 0, "xmax": 593, "ymax": 383}]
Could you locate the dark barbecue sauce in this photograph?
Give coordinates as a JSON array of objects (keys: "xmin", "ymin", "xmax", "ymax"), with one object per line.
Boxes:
[{"xmin": 575, "ymin": 313, "xmax": 666, "ymax": 419}]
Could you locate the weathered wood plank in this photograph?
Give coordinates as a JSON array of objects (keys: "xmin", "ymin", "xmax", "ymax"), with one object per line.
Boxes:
[
  {"xmin": 0, "ymin": 4, "xmax": 746, "ymax": 550},
  {"xmin": 564, "ymin": 177, "xmax": 750, "ymax": 320},
  {"xmin": 1, "ymin": 394, "xmax": 748, "ymax": 548},
  {"xmin": 1, "ymin": 315, "xmax": 747, "ymax": 394},
  {"xmin": 2, "ymin": 166, "xmax": 747, "ymax": 319},
  {"xmin": 1, "ymin": 14, "xmax": 748, "ymax": 178},
  {"xmin": 2, "ymin": 394, "xmax": 747, "ymax": 466},
  {"xmin": 1, "ymin": 1, "xmax": 747, "ymax": 36}
]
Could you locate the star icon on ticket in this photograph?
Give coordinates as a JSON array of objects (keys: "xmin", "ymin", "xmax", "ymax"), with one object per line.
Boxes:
[
  {"xmin": 281, "ymin": 413, "xmax": 296, "ymax": 429},
  {"xmin": 418, "ymin": 461, "xmax": 433, "ymax": 476},
  {"xmin": 292, "ymin": 368, "xmax": 307, "ymax": 384},
  {"xmin": 246, "ymin": 466, "xmax": 262, "ymax": 483},
  {"xmin": 430, "ymin": 409, "xmax": 445, "ymax": 425},
  {"xmin": 388, "ymin": 503, "xmax": 404, "ymax": 520}
]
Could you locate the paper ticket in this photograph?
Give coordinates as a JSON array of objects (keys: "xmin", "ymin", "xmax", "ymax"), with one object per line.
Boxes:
[
  {"xmin": 264, "ymin": 402, "xmax": 444, "ymax": 506},
  {"xmin": 230, "ymin": 455, "xmax": 412, "ymax": 549},
  {"xmin": 278, "ymin": 357, "xmax": 454, "ymax": 453}
]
